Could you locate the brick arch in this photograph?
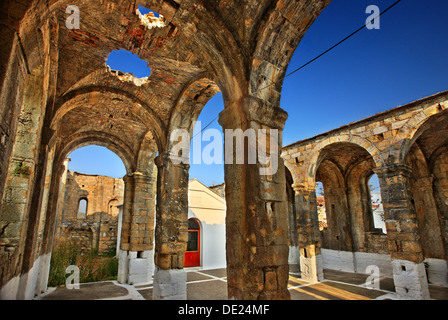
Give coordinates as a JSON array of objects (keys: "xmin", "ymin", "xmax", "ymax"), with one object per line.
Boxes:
[{"xmin": 51, "ymin": 87, "xmax": 166, "ymax": 151}]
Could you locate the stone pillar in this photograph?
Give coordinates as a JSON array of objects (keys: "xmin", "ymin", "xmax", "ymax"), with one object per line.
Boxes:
[
  {"xmin": 374, "ymin": 164, "xmax": 430, "ymax": 300},
  {"xmin": 118, "ymin": 172, "xmax": 156, "ymax": 285},
  {"xmin": 293, "ymin": 183, "xmax": 323, "ymax": 283},
  {"xmin": 0, "ymin": 59, "xmax": 49, "ymax": 299},
  {"xmin": 53, "ymin": 158, "xmax": 70, "ymax": 245},
  {"xmin": 218, "ymin": 95, "xmax": 290, "ymax": 300},
  {"xmin": 152, "ymin": 152, "xmax": 189, "ymax": 300}
]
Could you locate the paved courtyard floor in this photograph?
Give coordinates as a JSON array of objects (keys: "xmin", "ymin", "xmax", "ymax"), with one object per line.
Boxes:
[{"xmin": 37, "ymin": 268, "xmax": 448, "ymax": 301}]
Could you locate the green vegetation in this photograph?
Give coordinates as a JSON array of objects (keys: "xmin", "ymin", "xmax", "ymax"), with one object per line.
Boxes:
[{"xmin": 48, "ymin": 242, "xmax": 118, "ymax": 287}]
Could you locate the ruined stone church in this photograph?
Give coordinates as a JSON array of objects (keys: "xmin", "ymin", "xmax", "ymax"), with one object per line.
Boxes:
[{"xmin": 0, "ymin": 0, "xmax": 447, "ymax": 301}]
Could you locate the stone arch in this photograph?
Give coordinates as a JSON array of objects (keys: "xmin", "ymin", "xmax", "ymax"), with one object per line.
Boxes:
[
  {"xmin": 166, "ymin": 75, "xmax": 220, "ymax": 151},
  {"xmin": 401, "ymin": 106, "xmax": 448, "ymax": 262},
  {"xmin": 56, "ymin": 131, "xmax": 136, "ymax": 175},
  {"xmin": 316, "ymin": 159, "xmax": 352, "ymax": 252},
  {"xmin": 136, "ymin": 131, "xmax": 159, "ymax": 176},
  {"xmin": 284, "ymin": 164, "xmax": 299, "ymax": 264},
  {"xmin": 51, "ymin": 86, "xmax": 166, "ymax": 151},
  {"xmin": 283, "ymin": 159, "xmax": 302, "ymax": 188},
  {"xmin": 316, "ymin": 159, "xmax": 345, "ymax": 189},
  {"xmin": 399, "ymin": 106, "xmax": 448, "ymax": 164},
  {"xmin": 314, "ymin": 140, "xmax": 383, "ymax": 254},
  {"xmin": 249, "ymin": 0, "xmax": 331, "ymax": 105},
  {"xmin": 311, "ymin": 135, "xmax": 383, "ymax": 180},
  {"xmin": 107, "ymin": 198, "xmax": 120, "ymax": 216}
]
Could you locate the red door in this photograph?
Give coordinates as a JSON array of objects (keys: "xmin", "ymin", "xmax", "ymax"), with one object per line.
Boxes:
[{"xmin": 185, "ymin": 219, "xmax": 200, "ymax": 267}]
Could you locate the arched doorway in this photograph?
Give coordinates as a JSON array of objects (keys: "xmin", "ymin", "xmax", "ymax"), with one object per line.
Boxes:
[
  {"xmin": 48, "ymin": 145, "xmax": 126, "ymax": 286},
  {"xmin": 185, "ymin": 219, "xmax": 201, "ymax": 267}
]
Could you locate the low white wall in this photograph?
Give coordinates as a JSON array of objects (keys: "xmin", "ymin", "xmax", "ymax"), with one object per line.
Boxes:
[
  {"xmin": 0, "ymin": 275, "xmax": 20, "ymax": 300},
  {"xmin": 0, "ymin": 252, "xmax": 52, "ymax": 300},
  {"xmin": 321, "ymin": 249, "xmax": 448, "ymax": 287},
  {"xmin": 321, "ymin": 249, "xmax": 393, "ymax": 277},
  {"xmin": 424, "ymin": 258, "xmax": 448, "ymax": 287},
  {"xmin": 118, "ymin": 249, "xmax": 154, "ymax": 285},
  {"xmin": 17, "ymin": 256, "xmax": 41, "ymax": 300},
  {"xmin": 289, "ymin": 245, "xmax": 300, "ymax": 271},
  {"xmin": 201, "ymin": 223, "xmax": 226, "ymax": 269}
]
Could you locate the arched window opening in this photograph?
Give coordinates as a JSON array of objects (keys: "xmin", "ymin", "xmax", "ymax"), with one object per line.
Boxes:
[
  {"xmin": 49, "ymin": 145, "xmax": 126, "ymax": 286},
  {"xmin": 189, "ymin": 92, "xmax": 224, "ymax": 187},
  {"xmin": 108, "ymin": 199, "xmax": 120, "ymax": 216},
  {"xmin": 187, "ymin": 219, "xmax": 200, "ymax": 252},
  {"xmin": 77, "ymin": 198, "xmax": 87, "ymax": 219},
  {"xmin": 188, "ymin": 219, "xmax": 200, "ymax": 230},
  {"xmin": 368, "ymin": 174, "xmax": 386, "ymax": 234},
  {"xmin": 316, "ymin": 181, "xmax": 327, "ymax": 230}
]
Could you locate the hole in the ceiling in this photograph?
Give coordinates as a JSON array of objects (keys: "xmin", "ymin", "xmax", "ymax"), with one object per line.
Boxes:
[
  {"xmin": 106, "ymin": 49, "xmax": 151, "ymax": 86},
  {"xmin": 136, "ymin": 5, "xmax": 166, "ymax": 29},
  {"xmin": 138, "ymin": 5, "xmax": 159, "ymax": 17}
]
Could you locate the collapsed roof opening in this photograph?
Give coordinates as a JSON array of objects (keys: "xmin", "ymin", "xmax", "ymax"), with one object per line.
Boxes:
[
  {"xmin": 136, "ymin": 5, "xmax": 166, "ymax": 29},
  {"xmin": 137, "ymin": 5, "xmax": 159, "ymax": 17},
  {"xmin": 106, "ymin": 49, "xmax": 151, "ymax": 86}
]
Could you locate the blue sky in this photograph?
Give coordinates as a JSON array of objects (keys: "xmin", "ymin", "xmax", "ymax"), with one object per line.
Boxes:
[{"xmin": 69, "ymin": 0, "xmax": 448, "ymax": 186}]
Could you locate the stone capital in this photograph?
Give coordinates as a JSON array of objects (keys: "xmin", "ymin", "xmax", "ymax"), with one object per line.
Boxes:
[
  {"xmin": 154, "ymin": 151, "xmax": 190, "ymax": 171},
  {"xmin": 131, "ymin": 171, "xmax": 155, "ymax": 184},
  {"xmin": 218, "ymin": 95, "xmax": 288, "ymax": 130},
  {"xmin": 291, "ymin": 182, "xmax": 317, "ymax": 194},
  {"xmin": 122, "ymin": 174, "xmax": 134, "ymax": 184},
  {"xmin": 373, "ymin": 164, "xmax": 412, "ymax": 178}
]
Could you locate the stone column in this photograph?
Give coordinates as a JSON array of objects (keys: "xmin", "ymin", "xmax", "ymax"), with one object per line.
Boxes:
[
  {"xmin": 152, "ymin": 152, "xmax": 189, "ymax": 300},
  {"xmin": 53, "ymin": 158, "xmax": 70, "ymax": 245},
  {"xmin": 35, "ymin": 152, "xmax": 64, "ymax": 296},
  {"xmin": 118, "ymin": 172, "xmax": 156, "ymax": 285},
  {"xmin": 374, "ymin": 164, "xmax": 430, "ymax": 300},
  {"xmin": 293, "ymin": 183, "xmax": 323, "ymax": 283},
  {"xmin": 117, "ymin": 174, "xmax": 133, "ymax": 283},
  {"xmin": 218, "ymin": 95, "xmax": 290, "ymax": 300}
]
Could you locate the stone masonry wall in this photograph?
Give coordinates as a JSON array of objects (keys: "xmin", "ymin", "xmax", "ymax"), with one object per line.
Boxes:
[{"xmin": 55, "ymin": 170, "xmax": 124, "ymax": 255}]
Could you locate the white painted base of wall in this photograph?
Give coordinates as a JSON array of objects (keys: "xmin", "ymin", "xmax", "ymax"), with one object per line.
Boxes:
[
  {"xmin": 391, "ymin": 259, "xmax": 430, "ymax": 300},
  {"xmin": 289, "ymin": 245, "xmax": 300, "ymax": 272},
  {"xmin": 321, "ymin": 249, "xmax": 355, "ymax": 273},
  {"xmin": 424, "ymin": 258, "xmax": 448, "ymax": 288},
  {"xmin": 300, "ymin": 254, "xmax": 324, "ymax": 283},
  {"xmin": 1, "ymin": 252, "xmax": 52, "ymax": 300},
  {"xmin": 16, "ymin": 255, "xmax": 41, "ymax": 300},
  {"xmin": 0, "ymin": 275, "xmax": 20, "ymax": 300},
  {"xmin": 321, "ymin": 249, "xmax": 448, "ymax": 288},
  {"xmin": 321, "ymin": 249, "xmax": 393, "ymax": 277},
  {"xmin": 36, "ymin": 253, "xmax": 52, "ymax": 295},
  {"xmin": 288, "ymin": 245, "xmax": 300, "ymax": 265},
  {"xmin": 117, "ymin": 249, "xmax": 154, "ymax": 285},
  {"xmin": 152, "ymin": 267, "xmax": 187, "ymax": 300}
]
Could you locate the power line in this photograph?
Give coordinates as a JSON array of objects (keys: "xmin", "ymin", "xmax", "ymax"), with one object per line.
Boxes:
[
  {"xmin": 192, "ymin": 115, "xmax": 219, "ymax": 138},
  {"xmin": 254, "ymin": 0, "xmax": 403, "ymax": 95},
  {"xmin": 193, "ymin": 0, "xmax": 404, "ymax": 135}
]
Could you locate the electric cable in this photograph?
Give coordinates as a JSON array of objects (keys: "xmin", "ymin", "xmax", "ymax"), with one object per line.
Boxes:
[{"xmin": 184, "ymin": 0, "xmax": 404, "ymax": 137}]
